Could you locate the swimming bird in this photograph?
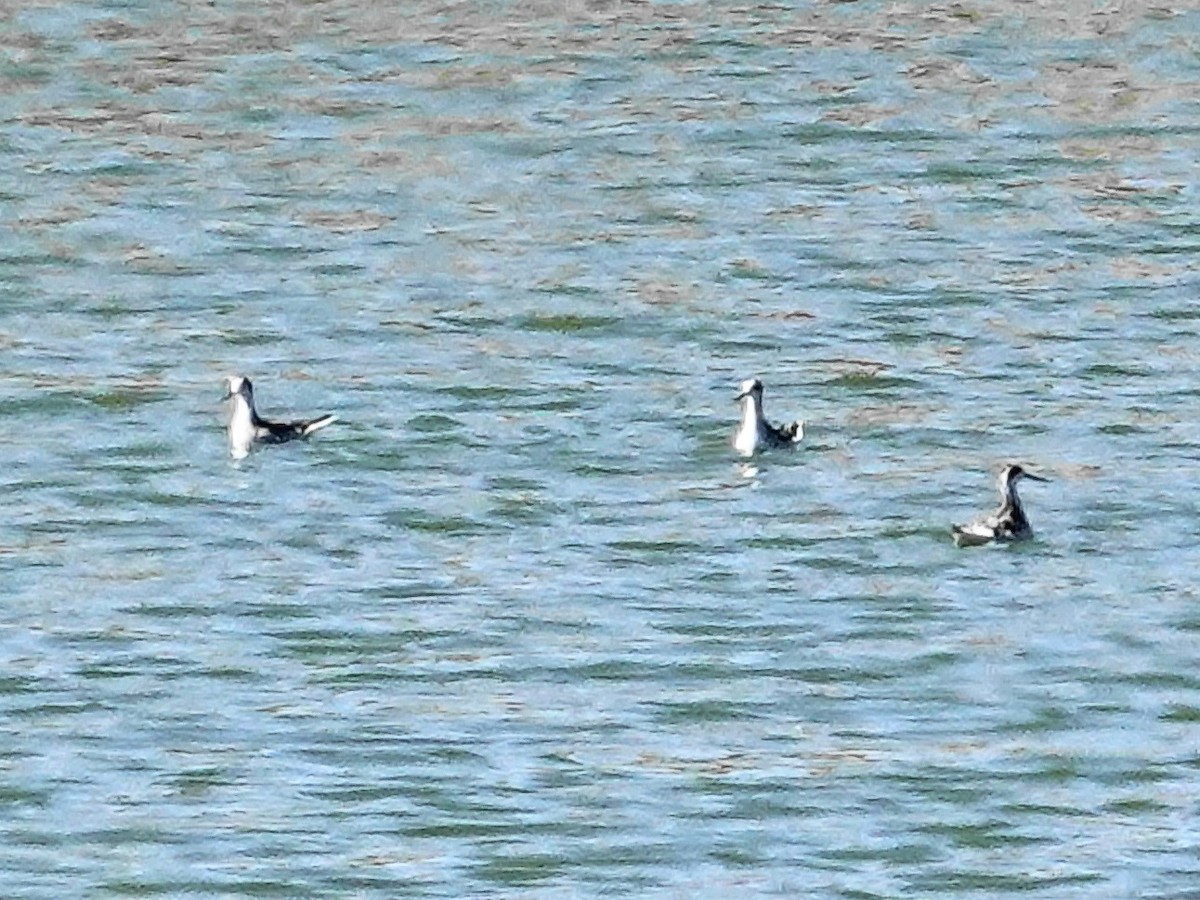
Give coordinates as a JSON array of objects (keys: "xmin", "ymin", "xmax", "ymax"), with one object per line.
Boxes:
[
  {"xmin": 952, "ymin": 463, "xmax": 1048, "ymax": 547},
  {"xmin": 223, "ymin": 375, "xmax": 335, "ymax": 459},
  {"xmin": 733, "ymin": 378, "xmax": 804, "ymax": 457}
]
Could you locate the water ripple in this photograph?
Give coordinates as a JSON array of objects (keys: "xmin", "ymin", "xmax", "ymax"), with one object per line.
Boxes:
[{"xmin": 3, "ymin": 0, "xmax": 1200, "ymax": 896}]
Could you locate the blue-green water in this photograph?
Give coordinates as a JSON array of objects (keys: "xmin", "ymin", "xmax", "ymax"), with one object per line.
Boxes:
[{"xmin": 3, "ymin": 1, "xmax": 1200, "ymax": 896}]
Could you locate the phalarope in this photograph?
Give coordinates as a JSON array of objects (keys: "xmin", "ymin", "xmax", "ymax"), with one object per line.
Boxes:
[
  {"xmin": 223, "ymin": 375, "xmax": 336, "ymax": 459},
  {"xmin": 733, "ymin": 378, "xmax": 804, "ymax": 457},
  {"xmin": 952, "ymin": 463, "xmax": 1048, "ymax": 547}
]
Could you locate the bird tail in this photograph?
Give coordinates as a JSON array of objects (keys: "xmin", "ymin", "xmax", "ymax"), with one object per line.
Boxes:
[
  {"xmin": 951, "ymin": 525, "xmax": 990, "ymax": 548},
  {"xmin": 785, "ymin": 420, "xmax": 804, "ymax": 443},
  {"xmin": 301, "ymin": 414, "xmax": 336, "ymax": 436}
]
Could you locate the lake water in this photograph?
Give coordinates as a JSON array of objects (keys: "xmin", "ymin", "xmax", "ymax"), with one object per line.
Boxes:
[{"xmin": 3, "ymin": 0, "xmax": 1200, "ymax": 896}]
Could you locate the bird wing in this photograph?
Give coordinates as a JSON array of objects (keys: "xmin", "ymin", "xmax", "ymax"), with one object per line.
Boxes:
[
  {"xmin": 300, "ymin": 414, "xmax": 336, "ymax": 437},
  {"xmin": 253, "ymin": 414, "xmax": 334, "ymax": 443},
  {"xmin": 765, "ymin": 420, "xmax": 803, "ymax": 446}
]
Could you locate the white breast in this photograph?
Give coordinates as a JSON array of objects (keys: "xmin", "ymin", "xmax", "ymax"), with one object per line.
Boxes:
[
  {"xmin": 733, "ymin": 416, "xmax": 759, "ymax": 456},
  {"xmin": 227, "ymin": 397, "xmax": 255, "ymax": 459}
]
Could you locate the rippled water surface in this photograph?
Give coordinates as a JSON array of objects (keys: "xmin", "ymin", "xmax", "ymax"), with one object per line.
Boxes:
[{"xmin": 4, "ymin": 0, "xmax": 1200, "ymax": 896}]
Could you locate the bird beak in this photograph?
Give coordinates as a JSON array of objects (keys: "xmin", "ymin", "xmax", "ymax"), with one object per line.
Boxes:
[
  {"xmin": 735, "ymin": 387, "xmax": 752, "ymax": 401},
  {"xmin": 1024, "ymin": 472, "xmax": 1050, "ymax": 482}
]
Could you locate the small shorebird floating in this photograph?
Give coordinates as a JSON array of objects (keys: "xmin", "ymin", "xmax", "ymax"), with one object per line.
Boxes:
[
  {"xmin": 733, "ymin": 378, "xmax": 804, "ymax": 457},
  {"xmin": 952, "ymin": 463, "xmax": 1048, "ymax": 547},
  {"xmin": 223, "ymin": 375, "xmax": 335, "ymax": 460}
]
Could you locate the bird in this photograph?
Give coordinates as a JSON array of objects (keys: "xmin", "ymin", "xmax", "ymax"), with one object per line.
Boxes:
[
  {"xmin": 222, "ymin": 375, "xmax": 335, "ymax": 459},
  {"xmin": 952, "ymin": 463, "xmax": 1048, "ymax": 547},
  {"xmin": 733, "ymin": 378, "xmax": 803, "ymax": 457}
]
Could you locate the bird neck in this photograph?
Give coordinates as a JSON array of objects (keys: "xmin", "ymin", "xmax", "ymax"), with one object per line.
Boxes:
[
  {"xmin": 739, "ymin": 395, "xmax": 764, "ymax": 427},
  {"xmin": 1000, "ymin": 481, "xmax": 1023, "ymax": 515},
  {"xmin": 229, "ymin": 394, "xmax": 255, "ymax": 426}
]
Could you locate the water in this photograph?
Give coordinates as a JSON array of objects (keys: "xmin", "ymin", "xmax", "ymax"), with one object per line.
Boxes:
[{"xmin": 3, "ymin": 0, "xmax": 1200, "ymax": 895}]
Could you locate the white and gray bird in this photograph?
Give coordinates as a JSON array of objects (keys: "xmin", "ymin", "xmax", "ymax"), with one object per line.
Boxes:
[
  {"xmin": 732, "ymin": 378, "xmax": 803, "ymax": 457},
  {"xmin": 952, "ymin": 463, "xmax": 1048, "ymax": 547},
  {"xmin": 223, "ymin": 375, "xmax": 335, "ymax": 460}
]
